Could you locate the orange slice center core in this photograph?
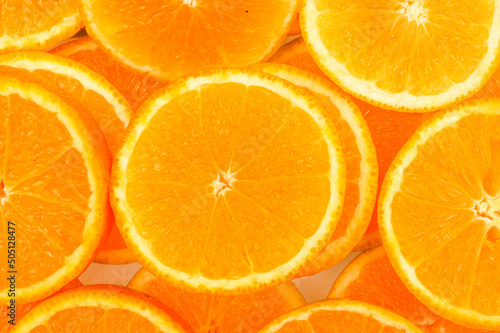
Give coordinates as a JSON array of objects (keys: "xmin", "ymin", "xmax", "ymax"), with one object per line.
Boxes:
[
  {"xmin": 400, "ymin": 0, "xmax": 429, "ymax": 25},
  {"xmin": 474, "ymin": 196, "xmax": 500, "ymax": 242},
  {"xmin": 213, "ymin": 170, "xmax": 236, "ymax": 198}
]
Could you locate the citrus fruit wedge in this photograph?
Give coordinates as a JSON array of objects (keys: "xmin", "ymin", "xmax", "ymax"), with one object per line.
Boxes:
[
  {"xmin": 253, "ymin": 63, "xmax": 377, "ymax": 277},
  {"xmin": 259, "ymin": 299, "xmax": 424, "ymax": 333},
  {"xmin": 0, "ymin": 51, "xmax": 134, "ymax": 265},
  {"xmin": 111, "ymin": 68, "xmax": 346, "ymax": 293},
  {"xmin": 0, "ymin": 279, "xmax": 82, "ymax": 332},
  {"xmin": 0, "ymin": 76, "xmax": 110, "ymax": 304},
  {"xmin": 78, "ymin": 0, "xmax": 299, "ymax": 81},
  {"xmin": 11, "ymin": 285, "xmax": 186, "ymax": 333},
  {"xmin": 329, "ymin": 246, "xmax": 497, "ymax": 333},
  {"xmin": 128, "ymin": 268, "xmax": 306, "ymax": 332},
  {"xmin": 300, "ymin": 0, "xmax": 500, "ymax": 112},
  {"xmin": 0, "ymin": 0, "xmax": 83, "ymax": 54},
  {"xmin": 268, "ymin": 37, "xmax": 434, "ymax": 251},
  {"xmin": 379, "ymin": 99, "xmax": 500, "ymax": 330},
  {"xmin": 50, "ymin": 37, "xmax": 168, "ymax": 111}
]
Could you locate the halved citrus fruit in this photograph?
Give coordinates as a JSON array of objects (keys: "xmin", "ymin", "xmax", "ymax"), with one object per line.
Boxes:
[
  {"xmin": 268, "ymin": 37, "xmax": 434, "ymax": 251},
  {"xmin": 0, "ymin": 0, "xmax": 83, "ymax": 54},
  {"xmin": 79, "ymin": 0, "xmax": 299, "ymax": 81},
  {"xmin": 12, "ymin": 285, "xmax": 186, "ymax": 333},
  {"xmin": 379, "ymin": 99, "xmax": 500, "ymax": 330},
  {"xmin": 50, "ymin": 37, "xmax": 168, "ymax": 110},
  {"xmin": 329, "ymin": 246, "xmax": 497, "ymax": 333},
  {"xmin": 0, "ymin": 279, "xmax": 82, "ymax": 332},
  {"xmin": 128, "ymin": 268, "xmax": 306, "ymax": 332},
  {"xmin": 300, "ymin": 0, "xmax": 500, "ymax": 112},
  {"xmin": 259, "ymin": 299, "xmax": 424, "ymax": 333},
  {"xmin": 0, "ymin": 76, "xmax": 110, "ymax": 304},
  {"xmin": 0, "ymin": 51, "xmax": 135, "ymax": 265},
  {"xmin": 111, "ymin": 68, "xmax": 346, "ymax": 293},
  {"xmin": 253, "ymin": 63, "xmax": 377, "ymax": 277}
]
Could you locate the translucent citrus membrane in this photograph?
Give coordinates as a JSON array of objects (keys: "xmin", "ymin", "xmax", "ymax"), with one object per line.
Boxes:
[
  {"xmin": 0, "ymin": 0, "xmax": 78, "ymax": 38},
  {"xmin": 0, "ymin": 62, "xmax": 126, "ymax": 154},
  {"xmin": 88, "ymin": 0, "xmax": 295, "ymax": 80},
  {"xmin": 315, "ymin": 0, "xmax": 493, "ymax": 95},
  {"xmin": 392, "ymin": 113, "xmax": 500, "ymax": 314},
  {"xmin": 0, "ymin": 94, "xmax": 90, "ymax": 289},
  {"xmin": 50, "ymin": 38, "xmax": 168, "ymax": 110},
  {"xmin": 126, "ymin": 82, "xmax": 332, "ymax": 279},
  {"xmin": 129, "ymin": 269, "xmax": 305, "ymax": 332}
]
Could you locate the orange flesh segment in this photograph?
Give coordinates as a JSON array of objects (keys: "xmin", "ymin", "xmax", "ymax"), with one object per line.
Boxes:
[
  {"xmin": 81, "ymin": 0, "xmax": 297, "ymax": 80},
  {"xmin": 50, "ymin": 38, "xmax": 168, "ymax": 110},
  {"xmin": 269, "ymin": 37, "xmax": 432, "ymax": 249},
  {"xmin": 128, "ymin": 269, "xmax": 306, "ymax": 333},
  {"xmin": 0, "ymin": 93, "xmax": 91, "ymax": 289},
  {"xmin": 311, "ymin": 0, "xmax": 493, "ymax": 96},
  {"xmin": 0, "ymin": 56, "xmax": 128, "ymax": 155},
  {"xmin": 329, "ymin": 246, "xmax": 496, "ymax": 333},
  {"xmin": 253, "ymin": 63, "xmax": 377, "ymax": 275},
  {"xmin": 260, "ymin": 300, "xmax": 423, "ymax": 333},
  {"xmin": 126, "ymin": 82, "xmax": 333, "ymax": 278},
  {"xmin": 385, "ymin": 109, "xmax": 500, "ymax": 325},
  {"xmin": 0, "ymin": 279, "xmax": 82, "ymax": 332}
]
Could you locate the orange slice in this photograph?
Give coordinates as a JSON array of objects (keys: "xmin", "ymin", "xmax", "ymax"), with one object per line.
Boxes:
[
  {"xmin": 0, "ymin": 279, "xmax": 82, "ymax": 332},
  {"xmin": 300, "ymin": 0, "xmax": 500, "ymax": 112},
  {"xmin": 50, "ymin": 37, "xmax": 168, "ymax": 111},
  {"xmin": 268, "ymin": 37, "xmax": 433, "ymax": 251},
  {"xmin": 379, "ymin": 99, "xmax": 500, "ymax": 330},
  {"xmin": 0, "ymin": 1, "xmax": 83, "ymax": 54},
  {"xmin": 0, "ymin": 76, "xmax": 110, "ymax": 304},
  {"xmin": 0, "ymin": 51, "xmax": 134, "ymax": 265},
  {"xmin": 253, "ymin": 63, "xmax": 377, "ymax": 276},
  {"xmin": 329, "ymin": 246, "xmax": 497, "ymax": 333},
  {"xmin": 128, "ymin": 268, "xmax": 306, "ymax": 332},
  {"xmin": 12, "ymin": 285, "xmax": 186, "ymax": 332},
  {"xmin": 111, "ymin": 68, "xmax": 346, "ymax": 293},
  {"xmin": 259, "ymin": 299, "xmax": 424, "ymax": 333},
  {"xmin": 78, "ymin": 0, "xmax": 299, "ymax": 81}
]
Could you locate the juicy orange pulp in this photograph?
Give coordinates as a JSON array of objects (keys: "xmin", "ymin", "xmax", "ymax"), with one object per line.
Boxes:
[
  {"xmin": 80, "ymin": 0, "xmax": 299, "ymax": 80},
  {"xmin": 128, "ymin": 268, "xmax": 306, "ymax": 333},
  {"xmin": 329, "ymin": 246, "xmax": 497, "ymax": 333},
  {"xmin": 50, "ymin": 37, "xmax": 168, "ymax": 110}
]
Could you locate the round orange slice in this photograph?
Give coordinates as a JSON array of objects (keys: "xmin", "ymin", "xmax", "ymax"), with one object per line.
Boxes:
[
  {"xmin": 379, "ymin": 99, "xmax": 500, "ymax": 330},
  {"xmin": 300, "ymin": 0, "xmax": 500, "ymax": 112},
  {"xmin": 50, "ymin": 37, "xmax": 168, "ymax": 111},
  {"xmin": 128, "ymin": 268, "xmax": 306, "ymax": 332},
  {"xmin": 0, "ymin": 76, "xmax": 110, "ymax": 304},
  {"xmin": 78, "ymin": 0, "xmax": 299, "ymax": 81},
  {"xmin": 329, "ymin": 246, "xmax": 497, "ymax": 333},
  {"xmin": 0, "ymin": 279, "xmax": 82, "ymax": 332},
  {"xmin": 11, "ymin": 285, "xmax": 186, "ymax": 332},
  {"xmin": 111, "ymin": 68, "xmax": 346, "ymax": 294},
  {"xmin": 268, "ymin": 37, "xmax": 434, "ymax": 251},
  {"xmin": 0, "ymin": 0, "xmax": 83, "ymax": 54},
  {"xmin": 253, "ymin": 63, "xmax": 377, "ymax": 277},
  {"xmin": 0, "ymin": 51, "xmax": 134, "ymax": 265},
  {"xmin": 259, "ymin": 299, "xmax": 424, "ymax": 333}
]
